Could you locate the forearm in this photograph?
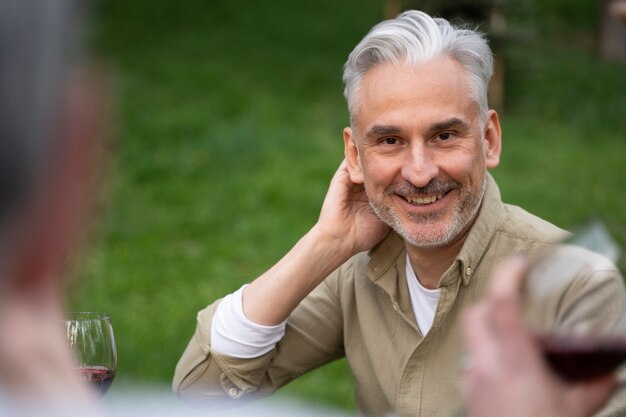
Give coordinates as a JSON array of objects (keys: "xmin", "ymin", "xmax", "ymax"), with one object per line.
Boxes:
[
  {"xmin": 174, "ymin": 223, "xmax": 356, "ymax": 399},
  {"xmin": 174, "ymin": 275, "xmax": 345, "ymax": 407},
  {"xmin": 243, "ymin": 225, "xmax": 354, "ymax": 325}
]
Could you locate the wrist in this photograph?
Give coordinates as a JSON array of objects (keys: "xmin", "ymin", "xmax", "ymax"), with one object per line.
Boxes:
[
  {"xmin": 308, "ymin": 223, "xmax": 357, "ymax": 263},
  {"xmin": 242, "ymin": 225, "xmax": 354, "ymax": 325}
]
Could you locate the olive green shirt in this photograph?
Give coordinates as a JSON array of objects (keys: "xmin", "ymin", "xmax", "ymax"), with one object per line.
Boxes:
[{"xmin": 173, "ymin": 175, "xmax": 626, "ymax": 417}]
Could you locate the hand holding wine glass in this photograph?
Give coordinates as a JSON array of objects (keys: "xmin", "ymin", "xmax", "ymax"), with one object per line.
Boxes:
[
  {"xmin": 523, "ymin": 219, "xmax": 626, "ymax": 382},
  {"xmin": 65, "ymin": 312, "xmax": 117, "ymax": 396},
  {"xmin": 461, "ymin": 256, "xmax": 618, "ymax": 417}
]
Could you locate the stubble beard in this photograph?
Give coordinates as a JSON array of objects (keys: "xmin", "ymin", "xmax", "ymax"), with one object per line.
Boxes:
[{"xmin": 366, "ymin": 175, "xmax": 487, "ymax": 249}]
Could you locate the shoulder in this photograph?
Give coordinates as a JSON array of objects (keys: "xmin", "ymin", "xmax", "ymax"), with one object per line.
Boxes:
[
  {"xmin": 530, "ymin": 244, "xmax": 621, "ymax": 291},
  {"xmin": 496, "ymin": 203, "xmax": 569, "ymax": 249},
  {"xmin": 526, "ymin": 244, "xmax": 625, "ymax": 334}
]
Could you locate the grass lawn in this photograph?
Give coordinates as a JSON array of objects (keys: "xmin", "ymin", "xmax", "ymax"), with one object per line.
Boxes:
[{"xmin": 69, "ymin": 0, "xmax": 625, "ymax": 411}]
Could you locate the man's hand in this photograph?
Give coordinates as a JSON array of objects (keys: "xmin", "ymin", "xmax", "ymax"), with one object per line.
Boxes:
[
  {"xmin": 461, "ymin": 257, "xmax": 616, "ymax": 417},
  {"xmin": 314, "ymin": 159, "xmax": 389, "ymax": 256},
  {"xmin": 242, "ymin": 160, "xmax": 389, "ymax": 326}
]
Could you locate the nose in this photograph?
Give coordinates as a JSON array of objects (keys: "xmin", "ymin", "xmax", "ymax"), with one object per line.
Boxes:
[{"xmin": 400, "ymin": 142, "xmax": 439, "ymax": 188}]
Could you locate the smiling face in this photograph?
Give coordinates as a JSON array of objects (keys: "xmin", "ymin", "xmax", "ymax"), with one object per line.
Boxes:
[{"xmin": 344, "ymin": 57, "xmax": 501, "ymax": 249}]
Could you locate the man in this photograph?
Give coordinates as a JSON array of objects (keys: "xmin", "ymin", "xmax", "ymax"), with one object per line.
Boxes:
[
  {"xmin": 0, "ymin": 1, "xmax": 106, "ymax": 415},
  {"xmin": 173, "ymin": 10, "xmax": 626, "ymax": 416},
  {"xmin": 0, "ymin": 3, "xmax": 338, "ymax": 417}
]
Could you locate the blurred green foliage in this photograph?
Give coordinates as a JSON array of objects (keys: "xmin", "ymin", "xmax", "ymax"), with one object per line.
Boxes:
[{"xmin": 69, "ymin": 0, "xmax": 625, "ymax": 411}]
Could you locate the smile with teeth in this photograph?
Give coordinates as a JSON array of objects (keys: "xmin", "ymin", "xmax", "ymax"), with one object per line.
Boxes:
[{"xmin": 404, "ymin": 193, "xmax": 445, "ymax": 205}]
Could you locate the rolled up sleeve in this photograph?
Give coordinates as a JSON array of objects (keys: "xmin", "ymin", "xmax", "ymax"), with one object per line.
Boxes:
[{"xmin": 172, "ymin": 272, "xmax": 345, "ymax": 409}]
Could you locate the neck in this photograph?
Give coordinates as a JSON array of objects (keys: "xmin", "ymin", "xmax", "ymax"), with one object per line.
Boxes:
[{"xmin": 405, "ymin": 222, "xmax": 475, "ymax": 290}]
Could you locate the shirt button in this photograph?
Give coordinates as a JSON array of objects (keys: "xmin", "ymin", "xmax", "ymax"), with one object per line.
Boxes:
[
  {"xmin": 465, "ymin": 266, "xmax": 472, "ymax": 276},
  {"xmin": 227, "ymin": 387, "xmax": 239, "ymax": 397}
]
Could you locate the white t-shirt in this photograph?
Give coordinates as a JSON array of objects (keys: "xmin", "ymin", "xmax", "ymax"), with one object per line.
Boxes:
[{"xmin": 404, "ymin": 254, "xmax": 441, "ymax": 336}]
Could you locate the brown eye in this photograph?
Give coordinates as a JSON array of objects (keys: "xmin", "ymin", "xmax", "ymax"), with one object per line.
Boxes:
[
  {"xmin": 439, "ymin": 132, "xmax": 451, "ymax": 140},
  {"xmin": 383, "ymin": 137, "xmax": 398, "ymax": 145}
]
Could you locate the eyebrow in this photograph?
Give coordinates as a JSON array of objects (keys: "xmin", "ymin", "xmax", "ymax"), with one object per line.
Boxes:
[
  {"xmin": 429, "ymin": 117, "xmax": 470, "ymax": 133},
  {"xmin": 364, "ymin": 117, "xmax": 470, "ymax": 139},
  {"xmin": 365, "ymin": 125, "xmax": 402, "ymax": 138}
]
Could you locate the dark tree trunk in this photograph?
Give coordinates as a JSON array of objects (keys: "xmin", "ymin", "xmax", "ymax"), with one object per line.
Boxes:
[{"xmin": 599, "ymin": 0, "xmax": 626, "ymax": 61}]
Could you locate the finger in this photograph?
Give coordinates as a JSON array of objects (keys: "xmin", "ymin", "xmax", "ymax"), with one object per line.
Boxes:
[
  {"xmin": 326, "ymin": 159, "xmax": 357, "ymax": 193},
  {"xmin": 488, "ymin": 257, "xmax": 531, "ymax": 337},
  {"xmin": 460, "ymin": 303, "xmax": 504, "ymax": 404},
  {"xmin": 483, "ymin": 256, "xmax": 548, "ymax": 370},
  {"xmin": 461, "ymin": 304, "xmax": 495, "ymax": 363},
  {"xmin": 461, "ymin": 303, "xmax": 503, "ymax": 381},
  {"xmin": 564, "ymin": 375, "xmax": 617, "ymax": 416},
  {"xmin": 488, "ymin": 255, "xmax": 528, "ymax": 307},
  {"xmin": 335, "ymin": 158, "xmax": 350, "ymax": 178}
]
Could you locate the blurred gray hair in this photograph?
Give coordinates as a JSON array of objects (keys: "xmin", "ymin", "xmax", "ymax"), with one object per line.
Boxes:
[
  {"xmin": 0, "ymin": 0, "xmax": 82, "ymax": 225},
  {"xmin": 342, "ymin": 10, "xmax": 493, "ymax": 124}
]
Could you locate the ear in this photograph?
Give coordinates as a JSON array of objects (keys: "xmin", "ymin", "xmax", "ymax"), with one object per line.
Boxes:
[
  {"xmin": 343, "ymin": 127, "xmax": 364, "ymax": 184},
  {"xmin": 483, "ymin": 110, "xmax": 502, "ymax": 169}
]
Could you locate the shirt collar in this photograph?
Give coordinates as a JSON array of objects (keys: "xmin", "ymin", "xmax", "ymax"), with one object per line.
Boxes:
[
  {"xmin": 367, "ymin": 172, "xmax": 504, "ymax": 287},
  {"xmin": 450, "ymin": 173, "xmax": 503, "ymax": 286},
  {"xmin": 367, "ymin": 230, "xmax": 405, "ymax": 283}
]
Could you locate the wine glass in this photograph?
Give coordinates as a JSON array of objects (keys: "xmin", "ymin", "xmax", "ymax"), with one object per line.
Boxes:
[
  {"xmin": 522, "ymin": 218, "xmax": 626, "ymax": 382},
  {"xmin": 64, "ymin": 312, "xmax": 117, "ymax": 396}
]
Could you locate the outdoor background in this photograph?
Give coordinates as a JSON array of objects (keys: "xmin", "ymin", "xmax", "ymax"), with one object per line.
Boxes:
[{"xmin": 68, "ymin": 0, "xmax": 626, "ymax": 412}]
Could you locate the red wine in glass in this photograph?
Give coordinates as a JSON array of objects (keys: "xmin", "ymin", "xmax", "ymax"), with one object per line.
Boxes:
[
  {"xmin": 524, "ymin": 219, "xmax": 626, "ymax": 382},
  {"xmin": 79, "ymin": 366, "xmax": 116, "ymax": 395},
  {"xmin": 540, "ymin": 335, "xmax": 626, "ymax": 382},
  {"xmin": 65, "ymin": 312, "xmax": 117, "ymax": 397}
]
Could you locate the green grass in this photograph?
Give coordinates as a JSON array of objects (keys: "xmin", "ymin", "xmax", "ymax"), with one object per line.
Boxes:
[{"xmin": 68, "ymin": 0, "xmax": 625, "ymax": 411}]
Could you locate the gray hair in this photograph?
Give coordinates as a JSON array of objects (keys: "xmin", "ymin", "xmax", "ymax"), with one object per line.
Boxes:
[
  {"xmin": 0, "ymin": 0, "xmax": 83, "ymax": 261},
  {"xmin": 0, "ymin": 0, "xmax": 81, "ymax": 218},
  {"xmin": 343, "ymin": 10, "xmax": 493, "ymax": 123}
]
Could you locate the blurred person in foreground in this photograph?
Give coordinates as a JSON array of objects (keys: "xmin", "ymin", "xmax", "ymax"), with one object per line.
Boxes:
[
  {"xmin": 0, "ymin": 0, "xmax": 107, "ymax": 415},
  {"xmin": 174, "ymin": 9, "xmax": 626, "ymax": 417},
  {"xmin": 461, "ymin": 257, "xmax": 618, "ymax": 417},
  {"xmin": 0, "ymin": 2, "xmax": 350, "ymax": 417}
]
